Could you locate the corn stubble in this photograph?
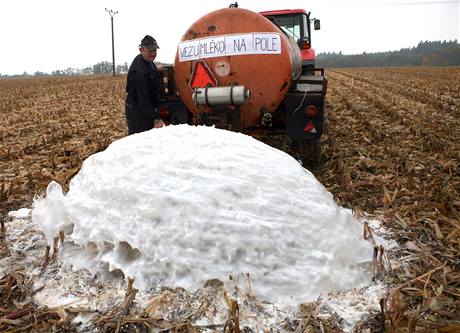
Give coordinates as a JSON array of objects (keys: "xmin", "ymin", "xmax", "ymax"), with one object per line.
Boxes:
[
  {"xmin": 1, "ymin": 68, "xmax": 459, "ymax": 332},
  {"xmin": 322, "ymin": 67, "xmax": 459, "ymax": 332}
]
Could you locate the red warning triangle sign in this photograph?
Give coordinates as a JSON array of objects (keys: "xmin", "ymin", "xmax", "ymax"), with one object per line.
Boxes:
[
  {"xmin": 304, "ymin": 121, "xmax": 317, "ymax": 133},
  {"xmin": 190, "ymin": 61, "xmax": 217, "ymax": 89}
]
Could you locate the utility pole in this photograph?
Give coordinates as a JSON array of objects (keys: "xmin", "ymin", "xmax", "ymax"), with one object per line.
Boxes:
[{"xmin": 105, "ymin": 8, "xmax": 118, "ymax": 76}]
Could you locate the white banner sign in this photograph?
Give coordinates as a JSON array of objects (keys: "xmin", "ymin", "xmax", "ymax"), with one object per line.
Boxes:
[{"xmin": 178, "ymin": 33, "xmax": 281, "ymax": 62}]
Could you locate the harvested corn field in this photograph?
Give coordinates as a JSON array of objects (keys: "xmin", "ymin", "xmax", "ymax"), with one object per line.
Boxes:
[
  {"xmin": 1, "ymin": 67, "xmax": 459, "ymax": 332},
  {"xmin": 0, "ymin": 76, "xmax": 127, "ymax": 213},
  {"xmin": 320, "ymin": 67, "xmax": 460, "ymax": 331}
]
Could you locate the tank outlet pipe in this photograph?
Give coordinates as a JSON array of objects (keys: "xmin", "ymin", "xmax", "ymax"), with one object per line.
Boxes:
[{"xmin": 193, "ymin": 85, "xmax": 250, "ymax": 107}]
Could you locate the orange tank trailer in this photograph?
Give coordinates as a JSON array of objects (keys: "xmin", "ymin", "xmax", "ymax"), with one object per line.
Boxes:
[
  {"xmin": 159, "ymin": 4, "xmax": 327, "ymax": 164},
  {"xmin": 173, "ymin": 7, "xmax": 302, "ymax": 128}
]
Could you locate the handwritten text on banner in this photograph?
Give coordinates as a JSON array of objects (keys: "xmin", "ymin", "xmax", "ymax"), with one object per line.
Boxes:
[{"xmin": 178, "ymin": 33, "xmax": 281, "ymax": 62}]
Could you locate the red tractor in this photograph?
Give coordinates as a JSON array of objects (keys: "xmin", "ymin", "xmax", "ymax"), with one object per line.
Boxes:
[
  {"xmin": 159, "ymin": 4, "xmax": 327, "ymax": 165},
  {"xmin": 259, "ymin": 9, "xmax": 321, "ymax": 74}
]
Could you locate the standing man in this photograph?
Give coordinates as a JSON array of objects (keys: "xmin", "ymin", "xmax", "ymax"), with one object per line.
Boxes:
[{"xmin": 125, "ymin": 35, "xmax": 164, "ymax": 135}]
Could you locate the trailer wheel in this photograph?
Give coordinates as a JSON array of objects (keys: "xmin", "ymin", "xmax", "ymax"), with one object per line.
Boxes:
[{"xmin": 291, "ymin": 138, "xmax": 321, "ymax": 169}]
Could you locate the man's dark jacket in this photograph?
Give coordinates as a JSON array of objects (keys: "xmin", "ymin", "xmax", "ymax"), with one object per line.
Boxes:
[{"xmin": 125, "ymin": 54, "xmax": 162, "ymax": 135}]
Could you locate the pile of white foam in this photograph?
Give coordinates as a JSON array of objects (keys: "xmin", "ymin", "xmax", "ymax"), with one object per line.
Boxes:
[{"xmin": 32, "ymin": 125, "xmax": 372, "ymax": 303}]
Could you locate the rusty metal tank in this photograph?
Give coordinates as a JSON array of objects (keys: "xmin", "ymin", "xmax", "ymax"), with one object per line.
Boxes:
[{"xmin": 173, "ymin": 7, "xmax": 302, "ymax": 128}]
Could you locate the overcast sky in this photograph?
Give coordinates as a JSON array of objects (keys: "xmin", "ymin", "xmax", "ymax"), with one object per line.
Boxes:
[{"xmin": 0, "ymin": 0, "xmax": 458, "ymax": 75}]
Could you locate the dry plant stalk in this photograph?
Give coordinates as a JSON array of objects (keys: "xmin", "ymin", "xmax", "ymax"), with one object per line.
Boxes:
[
  {"xmin": 96, "ymin": 277, "xmax": 139, "ymax": 330},
  {"xmin": 51, "ymin": 236, "xmax": 59, "ymax": 261},
  {"xmin": 0, "ymin": 219, "xmax": 5, "ymax": 239},
  {"xmin": 223, "ymin": 292, "xmax": 240, "ymax": 333},
  {"xmin": 40, "ymin": 245, "xmax": 51, "ymax": 272},
  {"xmin": 242, "ymin": 273, "xmax": 253, "ymax": 297},
  {"xmin": 395, "ymin": 262, "xmax": 447, "ymax": 291},
  {"xmin": 145, "ymin": 290, "xmax": 173, "ymax": 316},
  {"xmin": 59, "ymin": 230, "xmax": 65, "ymax": 248}
]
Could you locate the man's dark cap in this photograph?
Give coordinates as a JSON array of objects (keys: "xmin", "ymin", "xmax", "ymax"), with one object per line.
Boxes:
[{"xmin": 140, "ymin": 35, "xmax": 159, "ymax": 49}]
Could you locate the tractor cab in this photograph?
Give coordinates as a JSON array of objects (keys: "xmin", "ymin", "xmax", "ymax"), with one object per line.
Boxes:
[{"xmin": 259, "ymin": 9, "xmax": 320, "ymax": 73}]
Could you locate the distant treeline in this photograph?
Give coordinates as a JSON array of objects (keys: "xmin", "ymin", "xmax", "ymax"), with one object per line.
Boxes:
[
  {"xmin": 317, "ymin": 40, "xmax": 460, "ymax": 68},
  {"xmin": 0, "ymin": 61, "xmax": 170, "ymax": 78},
  {"xmin": 0, "ymin": 61, "xmax": 130, "ymax": 78}
]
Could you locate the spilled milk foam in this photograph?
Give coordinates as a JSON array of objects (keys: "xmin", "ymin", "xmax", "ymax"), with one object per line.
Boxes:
[{"xmin": 33, "ymin": 125, "xmax": 372, "ymax": 303}]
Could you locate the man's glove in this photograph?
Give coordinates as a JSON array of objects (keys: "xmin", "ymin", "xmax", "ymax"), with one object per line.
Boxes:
[{"xmin": 154, "ymin": 118, "xmax": 165, "ymax": 128}]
